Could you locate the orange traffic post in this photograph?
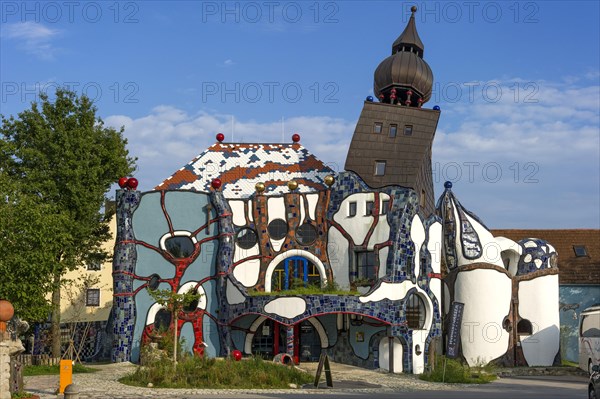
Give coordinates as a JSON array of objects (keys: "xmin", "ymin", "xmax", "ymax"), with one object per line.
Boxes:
[{"xmin": 59, "ymin": 359, "xmax": 72, "ymax": 393}]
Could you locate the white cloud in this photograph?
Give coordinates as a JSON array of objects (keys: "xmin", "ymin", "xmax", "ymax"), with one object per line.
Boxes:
[
  {"xmin": 1, "ymin": 22, "xmax": 61, "ymax": 60},
  {"xmin": 105, "ymin": 76, "xmax": 599, "ymax": 228}
]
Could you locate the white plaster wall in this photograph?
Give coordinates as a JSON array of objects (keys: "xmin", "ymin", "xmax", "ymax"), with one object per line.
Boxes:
[
  {"xmin": 454, "ymin": 269, "xmax": 512, "ymax": 366},
  {"xmin": 328, "ymin": 226, "xmax": 350, "ymax": 290},
  {"xmin": 267, "ymin": 196, "xmax": 286, "ymax": 251},
  {"xmin": 367, "ymin": 215, "xmax": 390, "ymax": 250},
  {"xmin": 232, "ymin": 242, "xmax": 260, "ymax": 287},
  {"xmin": 248, "ymin": 200, "xmax": 254, "ymax": 222},
  {"xmin": 229, "ymin": 200, "xmax": 247, "ymax": 226},
  {"xmin": 518, "ymin": 274, "xmax": 560, "ymax": 366},
  {"xmin": 306, "ymin": 193, "xmax": 318, "ymax": 220},
  {"xmin": 299, "ymin": 195, "xmax": 306, "ymax": 225},
  {"xmin": 379, "ymin": 337, "xmax": 403, "ymax": 373},
  {"xmin": 496, "ymin": 236, "xmax": 521, "ymax": 276},
  {"xmin": 264, "ymin": 297, "xmax": 307, "ymax": 319},
  {"xmin": 333, "ymin": 193, "xmax": 376, "ymax": 246},
  {"xmin": 428, "ymin": 222, "xmax": 442, "ymax": 315},
  {"xmin": 410, "ymin": 215, "xmax": 426, "ymax": 280}
]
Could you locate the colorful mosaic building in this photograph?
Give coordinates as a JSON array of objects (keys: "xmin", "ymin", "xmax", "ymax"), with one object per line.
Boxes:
[{"xmin": 111, "ymin": 8, "xmax": 560, "ymax": 372}]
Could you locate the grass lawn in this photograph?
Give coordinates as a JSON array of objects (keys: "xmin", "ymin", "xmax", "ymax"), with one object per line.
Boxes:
[
  {"xmin": 419, "ymin": 356, "xmax": 497, "ymax": 384},
  {"xmin": 23, "ymin": 363, "xmax": 98, "ymax": 376},
  {"xmin": 120, "ymin": 355, "xmax": 314, "ymax": 389}
]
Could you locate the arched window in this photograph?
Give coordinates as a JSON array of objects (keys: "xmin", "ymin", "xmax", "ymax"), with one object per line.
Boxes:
[
  {"xmin": 271, "ymin": 257, "xmax": 320, "ymax": 291},
  {"xmin": 517, "ymin": 319, "xmax": 533, "ymax": 335},
  {"xmin": 164, "ymin": 236, "xmax": 195, "ymax": 258},
  {"xmin": 406, "ymin": 294, "xmax": 426, "ymax": 329}
]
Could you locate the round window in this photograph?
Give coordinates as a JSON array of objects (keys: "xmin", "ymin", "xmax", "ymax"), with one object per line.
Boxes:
[
  {"xmin": 164, "ymin": 236, "xmax": 195, "ymax": 258},
  {"xmin": 148, "ymin": 274, "xmax": 161, "ymax": 291},
  {"xmin": 267, "ymin": 219, "xmax": 288, "ymax": 240},
  {"xmin": 296, "ymin": 223, "xmax": 317, "ymax": 245},
  {"xmin": 236, "ymin": 228, "xmax": 258, "ymax": 249}
]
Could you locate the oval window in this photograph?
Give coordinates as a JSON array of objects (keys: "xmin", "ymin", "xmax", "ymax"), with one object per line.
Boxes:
[
  {"xmin": 296, "ymin": 223, "xmax": 317, "ymax": 245},
  {"xmin": 236, "ymin": 228, "xmax": 258, "ymax": 249},
  {"xmin": 154, "ymin": 309, "xmax": 171, "ymax": 331},
  {"xmin": 164, "ymin": 236, "xmax": 195, "ymax": 258},
  {"xmin": 183, "ymin": 290, "xmax": 200, "ymax": 312},
  {"xmin": 148, "ymin": 274, "xmax": 161, "ymax": 291},
  {"xmin": 267, "ymin": 219, "xmax": 288, "ymax": 240}
]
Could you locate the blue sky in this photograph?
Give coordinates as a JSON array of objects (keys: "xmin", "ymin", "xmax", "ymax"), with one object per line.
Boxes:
[{"xmin": 1, "ymin": 1, "xmax": 599, "ymax": 228}]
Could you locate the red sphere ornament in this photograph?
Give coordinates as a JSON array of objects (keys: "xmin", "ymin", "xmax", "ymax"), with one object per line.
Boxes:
[
  {"xmin": 232, "ymin": 350, "xmax": 242, "ymax": 361},
  {"xmin": 216, "ymin": 133, "xmax": 225, "ymax": 142},
  {"xmin": 211, "ymin": 178, "xmax": 222, "ymax": 190},
  {"xmin": 127, "ymin": 177, "xmax": 139, "ymax": 190},
  {"xmin": 118, "ymin": 177, "xmax": 128, "ymax": 188},
  {"xmin": 292, "ymin": 133, "xmax": 300, "ymax": 143}
]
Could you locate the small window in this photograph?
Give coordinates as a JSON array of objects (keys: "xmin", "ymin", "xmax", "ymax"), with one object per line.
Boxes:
[
  {"xmin": 148, "ymin": 274, "xmax": 161, "ymax": 291},
  {"xmin": 573, "ymin": 246, "xmax": 588, "ymax": 257},
  {"xmin": 236, "ymin": 228, "xmax": 258, "ymax": 249},
  {"xmin": 365, "ymin": 201, "xmax": 374, "ymax": 216},
  {"xmin": 517, "ymin": 319, "xmax": 533, "ymax": 335},
  {"xmin": 374, "ymin": 161, "xmax": 386, "ymax": 176},
  {"xmin": 389, "ymin": 124, "xmax": 397, "ymax": 138},
  {"xmin": 154, "ymin": 309, "xmax": 171, "ymax": 331},
  {"xmin": 348, "ymin": 202, "xmax": 357, "ymax": 217},
  {"xmin": 296, "ymin": 223, "xmax": 318, "ymax": 245},
  {"xmin": 267, "ymin": 219, "xmax": 288, "ymax": 240},
  {"xmin": 404, "ymin": 125, "xmax": 413, "ymax": 136},
  {"xmin": 183, "ymin": 289, "xmax": 200, "ymax": 312},
  {"xmin": 86, "ymin": 289, "xmax": 100, "ymax": 307},
  {"xmin": 373, "ymin": 122, "xmax": 382, "ymax": 134},
  {"xmin": 381, "ymin": 199, "xmax": 389, "ymax": 215},
  {"xmin": 406, "ymin": 294, "xmax": 426, "ymax": 329},
  {"xmin": 420, "ymin": 189, "xmax": 426, "ymax": 208},
  {"xmin": 87, "ymin": 260, "xmax": 101, "ymax": 271},
  {"xmin": 165, "ymin": 236, "xmax": 195, "ymax": 258},
  {"xmin": 355, "ymin": 251, "xmax": 376, "ymax": 280}
]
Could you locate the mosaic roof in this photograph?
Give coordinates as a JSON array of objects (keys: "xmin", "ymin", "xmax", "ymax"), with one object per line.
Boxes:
[{"xmin": 155, "ymin": 142, "xmax": 335, "ymax": 198}]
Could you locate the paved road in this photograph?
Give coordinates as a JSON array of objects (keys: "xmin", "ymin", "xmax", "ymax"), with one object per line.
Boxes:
[{"xmin": 24, "ymin": 362, "xmax": 589, "ymax": 399}]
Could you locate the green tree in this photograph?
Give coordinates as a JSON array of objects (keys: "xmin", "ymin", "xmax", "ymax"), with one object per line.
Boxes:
[
  {"xmin": 0, "ymin": 88, "xmax": 136, "ymax": 356},
  {"xmin": 147, "ymin": 287, "xmax": 201, "ymax": 368}
]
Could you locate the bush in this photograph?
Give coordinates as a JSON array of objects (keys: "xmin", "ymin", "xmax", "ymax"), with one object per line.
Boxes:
[
  {"xmin": 420, "ymin": 356, "xmax": 496, "ymax": 384},
  {"xmin": 120, "ymin": 354, "xmax": 313, "ymax": 389}
]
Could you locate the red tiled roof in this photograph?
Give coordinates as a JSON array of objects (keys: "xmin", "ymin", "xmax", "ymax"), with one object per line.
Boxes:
[{"xmin": 491, "ymin": 229, "xmax": 600, "ymax": 285}]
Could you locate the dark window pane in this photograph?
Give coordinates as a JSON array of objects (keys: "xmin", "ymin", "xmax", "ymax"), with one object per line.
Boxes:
[
  {"xmin": 366, "ymin": 201, "xmax": 374, "ymax": 216},
  {"xmin": 237, "ymin": 228, "xmax": 258, "ymax": 249},
  {"xmin": 349, "ymin": 202, "xmax": 357, "ymax": 217},
  {"xmin": 375, "ymin": 161, "xmax": 386, "ymax": 176},
  {"xmin": 404, "ymin": 125, "xmax": 413, "ymax": 136},
  {"xmin": 382, "ymin": 200, "xmax": 389, "ymax": 215},
  {"xmin": 573, "ymin": 245, "xmax": 588, "ymax": 257},
  {"xmin": 165, "ymin": 236, "xmax": 195, "ymax": 258},
  {"xmin": 373, "ymin": 123, "xmax": 382, "ymax": 134},
  {"xmin": 296, "ymin": 224, "xmax": 317, "ymax": 245},
  {"xmin": 356, "ymin": 251, "xmax": 376, "ymax": 280},
  {"xmin": 154, "ymin": 309, "xmax": 171, "ymax": 331},
  {"xmin": 517, "ymin": 319, "xmax": 533, "ymax": 335},
  {"xmin": 87, "ymin": 261, "xmax": 101, "ymax": 271},
  {"xmin": 183, "ymin": 290, "xmax": 199, "ymax": 312},
  {"xmin": 406, "ymin": 294, "xmax": 426, "ymax": 329},
  {"xmin": 268, "ymin": 219, "xmax": 288, "ymax": 240},
  {"xmin": 148, "ymin": 274, "xmax": 161, "ymax": 290},
  {"xmin": 389, "ymin": 124, "xmax": 397, "ymax": 138}
]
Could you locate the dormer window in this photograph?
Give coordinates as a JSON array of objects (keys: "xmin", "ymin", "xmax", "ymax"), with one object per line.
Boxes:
[{"xmin": 573, "ymin": 246, "xmax": 588, "ymax": 257}]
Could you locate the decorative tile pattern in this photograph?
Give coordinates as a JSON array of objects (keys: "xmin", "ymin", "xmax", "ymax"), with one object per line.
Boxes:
[{"xmin": 155, "ymin": 143, "xmax": 335, "ymax": 198}]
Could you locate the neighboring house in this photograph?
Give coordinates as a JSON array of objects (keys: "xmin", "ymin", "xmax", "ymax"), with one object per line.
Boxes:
[
  {"xmin": 109, "ymin": 7, "xmax": 562, "ymax": 373},
  {"xmin": 32, "ymin": 214, "xmax": 116, "ymax": 361},
  {"xmin": 492, "ymin": 229, "xmax": 600, "ymax": 363}
]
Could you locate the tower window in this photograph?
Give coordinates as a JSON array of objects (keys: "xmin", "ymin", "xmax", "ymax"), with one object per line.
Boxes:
[
  {"xmin": 389, "ymin": 124, "xmax": 398, "ymax": 138},
  {"xmin": 404, "ymin": 125, "xmax": 413, "ymax": 136},
  {"xmin": 573, "ymin": 246, "xmax": 588, "ymax": 257},
  {"xmin": 381, "ymin": 199, "xmax": 389, "ymax": 215},
  {"xmin": 348, "ymin": 202, "xmax": 357, "ymax": 217},
  {"xmin": 365, "ymin": 201, "xmax": 374, "ymax": 216},
  {"xmin": 373, "ymin": 122, "xmax": 383, "ymax": 134},
  {"xmin": 374, "ymin": 161, "xmax": 386, "ymax": 176}
]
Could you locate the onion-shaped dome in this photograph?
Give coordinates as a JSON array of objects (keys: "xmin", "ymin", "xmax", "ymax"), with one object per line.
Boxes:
[{"xmin": 373, "ymin": 6, "xmax": 434, "ymax": 106}]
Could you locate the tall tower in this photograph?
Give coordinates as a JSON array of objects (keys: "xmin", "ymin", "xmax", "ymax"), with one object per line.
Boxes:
[{"xmin": 344, "ymin": 6, "xmax": 440, "ymax": 216}]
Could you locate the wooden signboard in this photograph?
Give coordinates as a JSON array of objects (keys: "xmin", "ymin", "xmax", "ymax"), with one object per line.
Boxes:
[{"xmin": 314, "ymin": 353, "xmax": 333, "ymax": 388}]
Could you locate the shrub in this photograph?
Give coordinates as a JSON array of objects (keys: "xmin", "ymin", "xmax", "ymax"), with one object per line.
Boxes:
[{"xmin": 420, "ymin": 355, "xmax": 496, "ymax": 384}]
